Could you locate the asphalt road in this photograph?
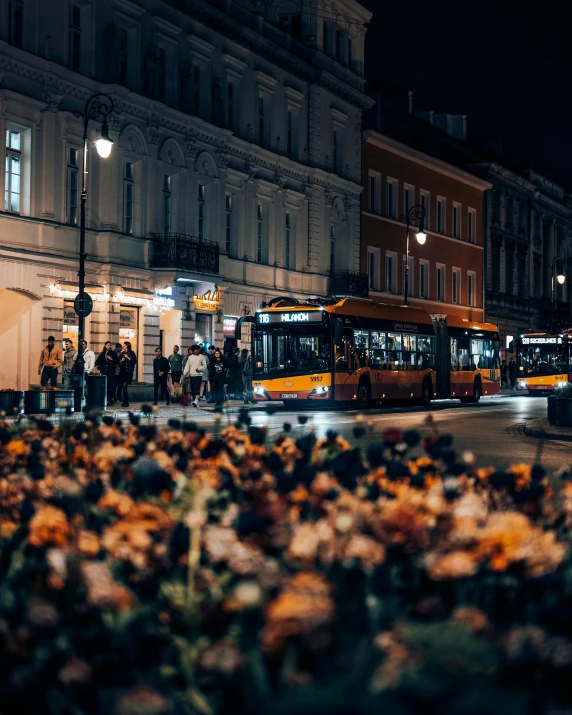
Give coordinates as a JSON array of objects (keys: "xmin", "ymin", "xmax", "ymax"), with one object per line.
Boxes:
[{"xmin": 195, "ymin": 395, "xmax": 571, "ymax": 473}]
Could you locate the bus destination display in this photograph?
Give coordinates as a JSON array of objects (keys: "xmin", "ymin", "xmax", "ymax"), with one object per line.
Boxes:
[
  {"xmin": 257, "ymin": 311, "xmax": 324, "ymax": 325},
  {"xmin": 521, "ymin": 337, "xmax": 563, "ymax": 345}
]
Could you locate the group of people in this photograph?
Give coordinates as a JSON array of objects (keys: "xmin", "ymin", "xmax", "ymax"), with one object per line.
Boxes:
[
  {"xmin": 38, "ymin": 337, "xmax": 138, "ymax": 406},
  {"xmin": 153, "ymin": 344, "xmax": 253, "ymax": 408},
  {"xmin": 500, "ymin": 358, "xmax": 517, "ymax": 389},
  {"xmin": 37, "ymin": 336, "xmax": 253, "ymax": 410}
]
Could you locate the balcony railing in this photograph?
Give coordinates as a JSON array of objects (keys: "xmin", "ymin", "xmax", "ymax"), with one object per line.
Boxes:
[
  {"xmin": 150, "ymin": 233, "xmax": 219, "ymax": 275},
  {"xmin": 329, "ymin": 270, "xmax": 369, "ymax": 298}
]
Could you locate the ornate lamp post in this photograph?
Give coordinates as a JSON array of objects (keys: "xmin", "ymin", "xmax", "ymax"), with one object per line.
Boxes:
[
  {"xmin": 401, "ymin": 205, "xmax": 427, "ymax": 307},
  {"xmin": 73, "ymin": 93, "xmax": 114, "ymax": 409},
  {"xmin": 551, "ymin": 255, "xmax": 566, "ymax": 326}
]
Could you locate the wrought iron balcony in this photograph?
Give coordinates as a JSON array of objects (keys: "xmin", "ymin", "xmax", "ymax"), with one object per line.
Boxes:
[
  {"xmin": 329, "ymin": 270, "xmax": 369, "ymax": 298},
  {"xmin": 150, "ymin": 233, "xmax": 219, "ymax": 275}
]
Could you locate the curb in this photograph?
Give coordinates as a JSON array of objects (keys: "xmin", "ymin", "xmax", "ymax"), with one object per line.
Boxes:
[{"xmin": 523, "ymin": 422, "xmax": 572, "ymax": 443}]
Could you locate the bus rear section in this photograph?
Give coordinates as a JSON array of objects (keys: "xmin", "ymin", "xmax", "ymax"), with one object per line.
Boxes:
[
  {"xmin": 435, "ymin": 318, "xmax": 501, "ymax": 402},
  {"xmin": 513, "ymin": 333, "xmax": 569, "ymax": 394}
]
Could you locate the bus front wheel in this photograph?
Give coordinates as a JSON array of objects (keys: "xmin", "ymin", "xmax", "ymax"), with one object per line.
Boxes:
[
  {"xmin": 357, "ymin": 380, "xmax": 372, "ymax": 409},
  {"xmin": 421, "ymin": 378, "xmax": 432, "ymax": 407},
  {"xmin": 461, "ymin": 380, "xmax": 481, "ymax": 404}
]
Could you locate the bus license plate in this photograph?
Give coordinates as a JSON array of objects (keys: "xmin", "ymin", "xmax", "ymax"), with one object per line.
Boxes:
[{"xmin": 281, "ymin": 393, "xmax": 298, "ymax": 399}]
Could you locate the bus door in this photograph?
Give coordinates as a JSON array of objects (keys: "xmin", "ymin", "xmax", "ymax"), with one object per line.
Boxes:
[
  {"xmin": 334, "ymin": 327, "xmax": 359, "ymax": 401},
  {"xmin": 432, "ymin": 318, "xmax": 451, "ymax": 399}
]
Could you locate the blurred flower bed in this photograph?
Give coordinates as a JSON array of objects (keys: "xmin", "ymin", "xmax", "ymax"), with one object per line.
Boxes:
[{"xmin": 1, "ymin": 408, "xmax": 572, "ymax": 714}]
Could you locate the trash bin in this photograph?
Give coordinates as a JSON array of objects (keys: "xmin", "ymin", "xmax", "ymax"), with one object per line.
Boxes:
[{"xmin": 86, "ymin": 375, "xmax": 107, "ymax": 410}]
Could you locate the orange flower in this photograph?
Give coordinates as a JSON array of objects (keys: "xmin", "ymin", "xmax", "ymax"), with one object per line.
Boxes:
[
  {"xmin": 97, "ymin": 490, "xmax": 135, "ymax": 517},
  {"xmin": 6, "ymin": 439, "xmax": 27, "ymax": 458},
  {"xmin": 508, "ymin": 463, "xmax": 531, "ymax": 492},
  {"xmin": 426, "ymin": 550, "xmax": 479, "ymax": 581},
  {"xmin": 28, "ymin": 505, "xmax": 71, "ymax": 548},
  {"xmin": 0, "ymin": 520, "xmax": 18, "ymax": 539},
  {"xmin": 76, "ymin": 529, "xmax": 100, "ymax": 557}
]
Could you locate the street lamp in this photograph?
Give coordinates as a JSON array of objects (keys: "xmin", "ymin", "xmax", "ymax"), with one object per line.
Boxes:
[
  {"xmin": 401, "ymin": 205, "xmax": 427, "ymax": 307},
  {"xmin": 72, "ymin": 93, "xmax": 114, "ymax": 409},
  {"xmin": 551, "ymin": 255, "xmax": 566, "ymax": 326}
]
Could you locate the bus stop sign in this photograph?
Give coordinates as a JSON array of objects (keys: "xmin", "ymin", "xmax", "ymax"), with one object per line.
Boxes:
[{"xmin": 74, "ymin": 293, "xmax": 93, "ymax": 318}]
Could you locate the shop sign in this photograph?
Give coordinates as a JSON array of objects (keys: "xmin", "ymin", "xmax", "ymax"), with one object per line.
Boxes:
[
  {"xmin": 153, "ymin": 286, "xmax": 175, "ymax": 308},
  {"xmin": 193, "ymin": 290, "xmax": 220, "ymax": 312},
  {"xmin": 223, "ymin": 315, "xmax": 238, "ymax": 337}
]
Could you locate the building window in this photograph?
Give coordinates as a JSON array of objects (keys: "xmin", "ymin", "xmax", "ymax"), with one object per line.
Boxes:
[
  {"xmin": 452, "ymin": 202, "xmax": 461, "ymax": 239},
  {"xmin": 517, "ymin": 252, "xmax": 527, "ymax": 297},
  {"xmin": 436, "ymin": 264, "xmax": 445, "ymax": 302},
  {"xmin": 5, "ymin": 129, "xmax": 21, "ymax": 213},
  {"xmin": 69, "ymin": 4, "xmax": 81, "ymax": 72},
  {"xmin": 163, "ymin": 174, "xmax": 171, "ymax": 234},
  {"xmin": 505, "ymin": 245, "xmax": 514, "ymax": 295},
  {"xmin": 118, "ymin": 28, "xmax": 128, "ymax": 85},
  {"xmin": 367, "ymin": 247, "xmax": 380, "ymax": 291},
  {"xmin": 534, "ymin": 256, "xmax": 542, "ymax": 298},
  {"xmin": 258, "ymin": 97, "xmax": 265, "ymax": 146},
  {"xmin": 67, "ymin": 148, "xmax": 79, "ymax": 225},
  {"xmin": 386, "ymin": 177, "xmax": 398, "ymax": 219},
  {"xmin": 419, "ymin": 259, "xmax": 429, "ymax": 299},
  {"xmin": 285, "ymin": 212, "xmax": 292, "ymax": 269},
  {"xmin": 63, "ymin": 300, "xmax": 79, "ymax": 347},
  {"xmin": 192, "ymin": 65, "xmax": 200, "ymax": 115},
  {"xmin": 225, "ymin": 194, "xmax": 232, "ymax": 256},
  {"xmin": 123, "ymin": 161, "xmax": 134, "ymax": 235},
  {"xmin": 257, "ymin": 203, "xmax": 264, "ymax": 263},
  {"xmin": 420, "ymin": 190, "xmax": 430, "ymax": 229},
  {"xmin": 286, "ymin": 111, "xmax": 293, "ymax": 158},
  {"xmin": 468, "ymin": 208, "xmax": 476, "ymax": 244},
  {"xmin": 347, "ymin": 36, "xmax": 352, "ymax": 67},
  {"xmin": 227, "ymin": 81, "xmax": 234, "ymax": 130},
  {"xmin": 198, "ymin": 183, "xmax": 205, "ymax": 241},
  {"xmin": 492, "ymin": 248, "xmax": 501, "ymax": 292},
  {"xmin": 505, "ymin": 195, "xmax": 513, "ymax": 230},
  {"xmin": 278, "ymin": 13, "xmax": 301, "ymax": 39},
  {"xmin": 157, "ymin": 47, "xmax": 166, "ymax": 102},
  {"xmin": 452, "ymin": 267, "xmax": 461, "ymax": 304},
  {"xmin": 332, "ymin": 129, "xmax": 338, "ymax": 173},
  {"xmin": 368, "ymin": 171, "xmax": 380, "ymax": 214},
  {"xmin": 336, "ymin": 29, "xmax": 343, "ymax": 61},
  {"xmin": 385, "ymin": 251, "xmax": 397, "ymax": 293},
  {"xmin": 8, "ymin": 0, "xmax": 23, "ymax": 48},
  {"xmin": 436, "ymin": 196, "xmax": 446, "ymax": 234},
  {"xmin": 329, "ymin": 225, "xmax": 335, "ymax": 273},
  {"xmin": 492, "ymin": 189, "xmax": 500, "ymax": 222},
  {"xmin": 323, "ymin": 20, "xmax": 329, "ymax": 54},
  {"xmin": 119, "ymin": 306, "xmax": 139, "ymax": 379},
  {"xmin": 403, "ymin": 184, "xmax": 414, "ymax": 216},
  {"xmin": 467, "ymin": 271, "xmax": 476, "ymax": 307}
]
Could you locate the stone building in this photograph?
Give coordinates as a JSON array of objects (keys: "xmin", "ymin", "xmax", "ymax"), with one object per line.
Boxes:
[
  {"xmin": 0, "ymin": 0, "xmax": 372, "ymax": 389},
  {"xmin": 470, "ymin": 163, "xmax": 572, "ymax": 357}
]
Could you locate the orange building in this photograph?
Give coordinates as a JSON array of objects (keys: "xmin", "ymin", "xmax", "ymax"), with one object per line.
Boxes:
[{"xmin": 361, "ymin": 130, "xmax": 491, "ymax": 321}]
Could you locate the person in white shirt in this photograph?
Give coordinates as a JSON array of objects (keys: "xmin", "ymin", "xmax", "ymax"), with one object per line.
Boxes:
[
  {"xmin": 182, "ymin": 344, "xmax": 208, "ymax": 407},
  {"xmin": 80, "ymin": 340, "xmax": 95, "ymax": 375}
]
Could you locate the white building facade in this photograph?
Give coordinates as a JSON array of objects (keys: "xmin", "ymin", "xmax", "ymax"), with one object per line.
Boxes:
[{"xmin": 0, "ymin": 0, "xmax": 372, "ymax": 389}]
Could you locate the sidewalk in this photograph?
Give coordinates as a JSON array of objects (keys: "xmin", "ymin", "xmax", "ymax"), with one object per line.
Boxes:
[{"xmin": 523, "ymin": 417, "xmax": 572, "ymax": 442}]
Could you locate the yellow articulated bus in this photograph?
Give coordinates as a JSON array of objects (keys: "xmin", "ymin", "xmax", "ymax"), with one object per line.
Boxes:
[
  {"xmin": 512, "ymin": 332, "xmax": 571, "ymax": 395},
  {"xmin": 245, "ymin": 297, "xmax": 500, "ymax": 409}
]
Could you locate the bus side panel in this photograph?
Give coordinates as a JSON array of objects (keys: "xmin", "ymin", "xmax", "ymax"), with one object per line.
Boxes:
[
  {"xmin": 481, "ymin": 369, "xmax": 501, "ymax": 395},
  {"xmin": 450, "ymin": 371, "xmax": 477, "ymax": 398}
]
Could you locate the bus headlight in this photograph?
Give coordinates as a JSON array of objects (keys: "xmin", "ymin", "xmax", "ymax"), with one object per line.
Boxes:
[
  {"xmin": 253, "ymin": 387, "xmax": 265, "ymax": 395},
  {"xmin": 309, "ymin": 386, "xmax": 330, "ymax": 398},
  {"xmin": 558, "ymin": 381, "xmax": 569, "ymax": 388},
  {"xmin": 519, "ymin": 381, "xmax": 527, "ymax": 389}
]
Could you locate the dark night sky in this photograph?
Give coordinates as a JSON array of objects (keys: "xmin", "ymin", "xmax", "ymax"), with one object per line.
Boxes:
[{"xmin": 361, "ymin": 0, "xmax": 572, "ymax": 187}]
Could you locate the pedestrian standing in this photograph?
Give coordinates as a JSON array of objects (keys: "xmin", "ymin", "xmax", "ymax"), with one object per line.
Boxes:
[
  {"xmin": 153, "ymin": 347, "xmax": 171, "ymax": 406},
  {"xmin": 207, "ymin": 345, "xmax": 216, "ymax": 402},
  {"xmin": 79, "ymin": 341, "xmax": 95, "ymax": 378},
  {"xmin": 182, "ymin": 344, "xmax": 208, "ymax": 408},
  {"xmin": 114, "ymin": 343, "xmax": 123, "ymax": 401},
  {"xmin": 240, "ymin": 348, "xmax": 253, "ymax": 404},
  {"xmin": 95, "ymin": 341, "xmax": 119, "ymax": 406},
  {"xmin": 62, "ymin": 339, "xmax": 78, "ymax": 390},
  {"xmin": 508, "ymin": 358, "xmax": 517, "ymax": 389},
  {"xmin": 199, "ymin": 346, "xmax": 209, "ymax": 400},
  {"xmin": 168, "ymin": 345, "xmax": 184, "ymax": 403},
  {"xmin": 500, "ymin": 360, "xmax": 508, "ymax": 389},
  {"xmin": 38, "ymin": 335, "xmax": 63, "ymax": 388},
  {"xmin": 210, "ymin": 347, "xmax": 229, "ymax": 407},
  {"xmin": 118, "ymin": 341, "xmax": 137, "ymax": 407}
]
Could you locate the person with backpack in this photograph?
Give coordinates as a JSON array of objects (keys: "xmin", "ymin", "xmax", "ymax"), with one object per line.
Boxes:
[{"xmin": 240, "ymin": 348, "xmax": 253, "ymax": 404}]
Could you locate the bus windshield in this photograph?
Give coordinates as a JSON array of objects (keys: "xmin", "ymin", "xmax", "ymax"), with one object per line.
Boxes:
[
  {"xmin": 518, "ymin": 344, "xmax": 567, "ymax": 377},
  {"xmin": 254, "ymin": 324, "xmax": 331, "ymax": 376}
]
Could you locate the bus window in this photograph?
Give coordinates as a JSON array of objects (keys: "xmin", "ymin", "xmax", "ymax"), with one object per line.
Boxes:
[
  {"xmin": 353, "ymin": 330, "xmax": 370, "ymax": 349},
  {"xmin": 403, "ymin": 334, "xmax": 417, "ymax": 352},
  {"xmin": 371, "ymin": 332, "xmax": 386, "ymax": 350}
]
